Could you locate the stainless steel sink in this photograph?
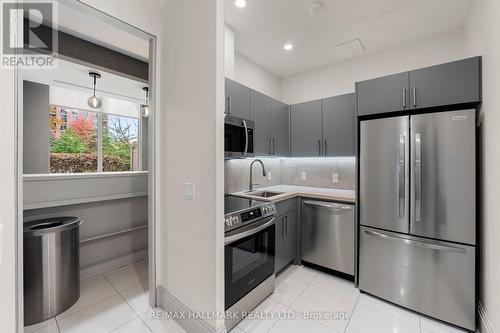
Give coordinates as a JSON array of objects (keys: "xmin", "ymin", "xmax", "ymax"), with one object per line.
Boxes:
[{"xmin": 245, "ymin": 191, "xmax": 283, "ymax": 198}]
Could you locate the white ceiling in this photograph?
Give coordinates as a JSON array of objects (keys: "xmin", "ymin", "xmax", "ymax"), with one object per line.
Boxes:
[
  {"xmin": 225, "ymin": 0, "xmax": 473, "ymax": 78},
  {"xmin": 22, "ymin": 59, "xmax": 146, "ymax": 103}
]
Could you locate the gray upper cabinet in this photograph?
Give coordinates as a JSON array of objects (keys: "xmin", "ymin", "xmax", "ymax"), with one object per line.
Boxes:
[
  {"xmin": 323, "ymin": 93, "xmax": 356, "ymax": 156},
  {"xmin": 291, "ymin": 100, "xmax": 323, "ymax": 157},
  {"xmin": 250, "ymin": 90, "xmax": 273, "ymax": 155},
  {"xmin": 357, "ymin": 72, "xmax": 410, "ymax": 116},
  {"xmin": 409, "ymin": 57, "xmax": 481, "ymax": 109},
  {"xmin": 250, "ymin": 90, "xmax": 290, "ymax": 156},
  {"xmin": 357, "ymin": 57, "xmax": 481, "ymax": 116},
  {"xmin": 271, "ymin": 99, "xmax": 290, "ymax": 156},
  {"xmin": 225, "ymin": 78, "xmax": 250, "ymax": 119}
]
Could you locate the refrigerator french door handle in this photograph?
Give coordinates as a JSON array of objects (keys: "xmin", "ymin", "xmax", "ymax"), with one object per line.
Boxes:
[
  {"xmin": 415, "ymin": 133, "xmax": 422, "ymax": 222},
  {"xmin": 398, "ymin": 134, "xmax": 406, "ymax": 219},
  {"xmin": 363, "ymin": 229, "xmax": 467, "ymax": 254}
]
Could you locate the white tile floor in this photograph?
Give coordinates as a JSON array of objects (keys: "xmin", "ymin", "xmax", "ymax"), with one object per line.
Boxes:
[
  {"xmin": 236, "ymin": 265, "xmax": 471, "ymax": 333},
  {"xmin": 25, "ymin": 262, "xmax": 471, "ymax": 333},
  {"xmin": 24, "ymin": 259, "xmax": 183, "ymax": 333}
]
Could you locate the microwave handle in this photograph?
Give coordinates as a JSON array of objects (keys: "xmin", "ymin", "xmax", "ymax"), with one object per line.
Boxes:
[{"xmin": 243, "ymin": 120, "xmax": 249, "ymax": 157}]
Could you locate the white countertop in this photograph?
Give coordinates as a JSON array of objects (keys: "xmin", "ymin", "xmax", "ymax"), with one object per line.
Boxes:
[{"xmin": 232, "ymin": 185, "xmax": 355, "ymax": 203}]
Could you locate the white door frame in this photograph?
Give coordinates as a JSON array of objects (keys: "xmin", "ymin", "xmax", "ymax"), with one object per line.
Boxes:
[{"xmin": 15, "ymin": 3, "xmax": 159, "ymax": 331}]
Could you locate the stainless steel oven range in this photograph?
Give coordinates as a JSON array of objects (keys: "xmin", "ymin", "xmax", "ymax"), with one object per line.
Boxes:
[{"xmin": 224, "ymin": 195, "xmax": 276, "ymax": 330}]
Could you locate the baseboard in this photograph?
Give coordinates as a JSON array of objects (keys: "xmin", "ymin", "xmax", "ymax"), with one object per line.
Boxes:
[
  {"xmin": 80, "ymin": 248, "xmax": 148, "ymax": 281},
  {"xmin": 478, "ymin": 302, "xmax": 496, "ymax": 333},
  {"xmin": 156, "ymin": 287, "xmax": 226, "ymax": 333}
]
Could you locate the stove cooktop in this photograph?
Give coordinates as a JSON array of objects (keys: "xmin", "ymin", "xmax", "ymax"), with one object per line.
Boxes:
[{"xmin": 224, "ymin": 195, "xmax": 267, "ymax": 215}]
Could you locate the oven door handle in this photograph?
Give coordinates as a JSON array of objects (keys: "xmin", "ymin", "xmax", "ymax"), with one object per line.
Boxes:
[{"xmin": 225, "ymin": 217, "xmax": 275, "ymax": 245}]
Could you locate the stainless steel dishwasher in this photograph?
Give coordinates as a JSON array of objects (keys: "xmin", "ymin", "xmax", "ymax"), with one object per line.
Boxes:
[{"xmin": 301, "ymin": 200, "xmax": 355, "ymax": 275}]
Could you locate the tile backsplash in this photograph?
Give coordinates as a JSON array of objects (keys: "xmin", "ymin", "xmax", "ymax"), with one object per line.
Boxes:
[{"xmin": 225, "ymin": 157, "xmax": 355, "ymax": 194}]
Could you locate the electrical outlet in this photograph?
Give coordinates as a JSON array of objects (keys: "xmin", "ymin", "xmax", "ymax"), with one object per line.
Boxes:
[
  {"xmin": 301, "ymin": 171, "xmax": 307, "ymax": 181},
  {"xmin": 184, "ymin": 183, "xmax": 195, "ymax": 200},
  {"xmin": 267, "ymin": 171, "xmax": 272, "ymax": 181},
  {"xmin": 332, "ymin": 173, "xmax": 339, "ymax": 183}
]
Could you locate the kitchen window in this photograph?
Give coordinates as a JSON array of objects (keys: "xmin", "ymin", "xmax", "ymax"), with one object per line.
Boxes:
[{"xmin": 49, "ymin": 101, "xmax": 142, "ymax": 174}]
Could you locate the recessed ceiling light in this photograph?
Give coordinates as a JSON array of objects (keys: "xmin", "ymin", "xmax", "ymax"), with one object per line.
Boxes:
[
  {"xmin": 235, "ymin": 0, "xmax": 247, "ymax": 8},
  {"xmin": 283, "ymin": 43, "xmax": 293, "ymax": 51}
]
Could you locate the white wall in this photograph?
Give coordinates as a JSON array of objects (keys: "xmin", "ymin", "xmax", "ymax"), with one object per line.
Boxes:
[
  {"xmin": 233, "ymin": 53, "xmax": 282, "ymax": 100},
  {"xmin": 281, "ymin": 28, "xmax": 466, "ymax": 104},
  {"xmin": 464, "ymin": 1, "xmax": 500, "ymax": 331},
  {"xmin": 160, "ymin": 0, "xmax": 225, "ymax": 331},
  {"xmin": 224, "ymin": 25, "xmax": 235, "ymax": 78},
  {"xmin": 224, "ymin": 25, "xmax": 282, "ymax": 100},
  {"xmin": 0, "ymin": 63, "xmax": 17, "ymax": 333}
]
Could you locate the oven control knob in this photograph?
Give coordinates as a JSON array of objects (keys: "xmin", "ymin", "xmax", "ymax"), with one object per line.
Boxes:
[
  {"xmin": 231, "ymin": 217, "xmax": 239, "ymax": 225},
  {"xmin": 225, "ymin": 218, "xmax": 232, "ymax": 226}
]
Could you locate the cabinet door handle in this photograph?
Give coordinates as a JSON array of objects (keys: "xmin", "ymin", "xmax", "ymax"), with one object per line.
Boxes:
[
  {"xmin": 272, "ymin": 139, "xmax": 276, "ymax": 155},
  {"xmin": 285, "ymin": 216, "xmax": 288, "ymax": 235},
  {"xmin": 227, "ymin": 96, "xmax": 232, "ymax": 114},
  {"xmin": 318, "ymin": 140, "xmax": 322, "ymax": 156},
  {"xmin": 402, "ymin": 88, "xmax": 407, "ymax": 109},
  {"xmin": 282, "ymin": 217, "xmax": 285, "ymax": 237},
  {"xmin": 269, "ymin": 138, "xmax": 272, "ymax": 155},
  {"xmin": 324, "ymin": 140, "xmax": 327, "ymax": 156},
  {"xmin": 413, "ymin": 86, "xmax": 417, "ymax": 107}
]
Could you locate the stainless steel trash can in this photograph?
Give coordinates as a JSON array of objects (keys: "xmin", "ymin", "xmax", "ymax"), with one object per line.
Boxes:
[{"xmin": 24, "ymin": 217, "xmax": 82, "ymax": 325}]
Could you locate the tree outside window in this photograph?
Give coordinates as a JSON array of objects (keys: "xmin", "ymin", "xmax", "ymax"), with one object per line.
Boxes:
[{"xmin": 103, "ymin": 115, "xmax": 139, "ymax": 172}]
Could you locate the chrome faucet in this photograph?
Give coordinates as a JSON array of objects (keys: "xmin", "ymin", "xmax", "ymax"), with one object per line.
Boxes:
[{"xmin": 249, "ymin": 159, "xmax": 267, "ymax": 192}]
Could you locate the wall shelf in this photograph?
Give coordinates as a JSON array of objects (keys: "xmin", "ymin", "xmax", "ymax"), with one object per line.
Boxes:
[{"xmin": 23, "ymin": 172, "xmax": 148, "ymax": 210}]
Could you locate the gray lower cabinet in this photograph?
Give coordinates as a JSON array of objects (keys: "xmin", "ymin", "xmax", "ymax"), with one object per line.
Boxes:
[
  {"xmin": 323, "ymin": 93, "xmax": 356, "ymax": 156},
  {"xmin": 275, "ymin": 211, "xmax": 297, "ymax": 274},
  {"xmin": 409, "ymin": 57, "xmax": 481, "ymax": 109},
  {"xmin": 290, "ymin": 100, "xmax": 323, "ymax": 157},
  {"xmin": 356, "ymin": 72, "xmax": 410, "ymax": 116},
  {"xmin": 271, "ymin": 99, "xmax": 290, "ymax": 156},
  {"xmin": 225, "ymin": 78, "xmax": 250, "ymax": 119}
]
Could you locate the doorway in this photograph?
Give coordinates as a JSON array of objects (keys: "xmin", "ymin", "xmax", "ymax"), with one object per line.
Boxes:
[{"xmin": 15, "ymin": 1, "xmax": 158, "ymax": 331}]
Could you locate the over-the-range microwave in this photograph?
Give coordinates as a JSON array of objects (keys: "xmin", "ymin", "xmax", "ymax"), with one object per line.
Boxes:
[{"xmin": 225, "ymin": 115, "xmax": 254, "ymax": 159}]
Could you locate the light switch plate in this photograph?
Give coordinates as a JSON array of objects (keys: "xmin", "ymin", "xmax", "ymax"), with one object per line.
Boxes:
[
  {"xmin": 267, "ymin": 171, "xmax": 272, "ymax": 181},
  {"xmin": 301, "ymin": 171, "xmax": 307, "ymax": 181},
  {"xmin": 184, "ymin": 183, "xmax": 195, "ymax": 200},
  {"xmin": 332, "ymin": 173, "xmax": 339, "ymax": 183}
]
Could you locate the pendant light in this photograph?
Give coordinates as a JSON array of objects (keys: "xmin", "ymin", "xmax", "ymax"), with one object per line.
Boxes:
[
  {"xmin": 87, "ymin": 71, "xmax": 102, "ymax": 109},
  {"xmin": 141, "ymin": 86, "xmax": 150, "ymax": 118}
]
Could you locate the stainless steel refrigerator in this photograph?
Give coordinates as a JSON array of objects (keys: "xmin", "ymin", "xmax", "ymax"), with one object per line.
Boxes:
[{"xmin": 359, "ymin": 109, "xmax": 476, "ymax": 331}]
